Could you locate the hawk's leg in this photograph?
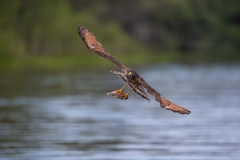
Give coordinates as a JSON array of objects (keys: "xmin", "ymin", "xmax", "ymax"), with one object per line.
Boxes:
[
  {"xmin": 115, "ymin": 83, "xmax": 128, "ymax": 95},
  {"xmin": 108, "ymin": 83, "xmax": 135, "ymax": 100},
  {"xmin": 107, "ymin": 83, "xmax": 130, "ymax": 100}
]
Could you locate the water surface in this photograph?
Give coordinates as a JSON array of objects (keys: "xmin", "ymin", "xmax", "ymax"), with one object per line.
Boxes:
[{"xmin": 0, "ymin": 64, "xmax": 240, "ymax": 160}]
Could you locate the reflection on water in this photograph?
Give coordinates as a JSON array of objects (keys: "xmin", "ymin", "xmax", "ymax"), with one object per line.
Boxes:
[{"xmin": 0, "ymin": 64, "xmax": 240, "ymax": 160}]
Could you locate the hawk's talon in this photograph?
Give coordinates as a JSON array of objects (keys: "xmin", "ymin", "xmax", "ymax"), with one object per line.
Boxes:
[
  {"xmin": 115, "ymin": 89, "xmax": 123, "ymax": 95},
  {"xmin": 122, "ymin": 93, "xmax": 129, "ymax": 100}
]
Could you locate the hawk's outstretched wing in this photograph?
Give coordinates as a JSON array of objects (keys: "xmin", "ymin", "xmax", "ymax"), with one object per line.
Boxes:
[
  {"xmin": 138, "ymin": 77, "xmax": 191, "ymax": 114},
  {"xmin": 78, "ymin": 25, "xmax": 129, "ymax": 72}
]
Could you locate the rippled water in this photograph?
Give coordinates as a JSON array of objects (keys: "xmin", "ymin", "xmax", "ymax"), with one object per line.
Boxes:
[{"xmin": 0, "ymin": 64, "xmax": 240, "ymax": 160}]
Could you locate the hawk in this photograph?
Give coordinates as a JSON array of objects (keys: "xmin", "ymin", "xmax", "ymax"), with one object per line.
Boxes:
[{"xmin": 78, "ymin": 25, "xmax": 191, "ymax": 115}]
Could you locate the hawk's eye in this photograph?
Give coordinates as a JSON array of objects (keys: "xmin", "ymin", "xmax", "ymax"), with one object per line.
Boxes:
[{"xmin": 128, "ymin": 72, "xmax": 136, "ymax": 80}]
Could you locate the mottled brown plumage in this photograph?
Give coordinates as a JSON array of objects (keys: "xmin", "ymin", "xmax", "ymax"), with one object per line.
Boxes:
[{"xmin": 78, "ymin": 25, "xmax": 191, "ymax": 115}]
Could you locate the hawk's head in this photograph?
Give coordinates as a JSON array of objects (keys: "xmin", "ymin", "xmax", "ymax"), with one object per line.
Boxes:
[{"xmin": 127, "ymin": 70, "xmax": 137, "ymax": 81}]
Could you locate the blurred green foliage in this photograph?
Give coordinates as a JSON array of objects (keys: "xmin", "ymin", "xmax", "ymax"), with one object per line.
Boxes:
[
  {"xmin": 0, "ymin": 0, "xmax": 240, "ymax": 72},
  {"xmin": 105, "ymin": 0, "xmax": 240, "ymax": 53}
]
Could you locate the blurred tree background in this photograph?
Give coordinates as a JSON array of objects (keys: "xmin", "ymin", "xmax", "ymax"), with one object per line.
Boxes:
[{"xmin": 1, "ymin": 0, "xmax": 240, "ymax": 72}]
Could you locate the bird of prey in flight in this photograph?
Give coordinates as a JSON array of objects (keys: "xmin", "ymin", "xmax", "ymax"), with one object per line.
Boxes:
[{"xmin": 78, "ymin": 25, "xmax": 191, "ymax": 114}]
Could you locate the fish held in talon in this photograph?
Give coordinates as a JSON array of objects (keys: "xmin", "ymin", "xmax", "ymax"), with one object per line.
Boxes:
[{"xmin": 107, "ymin": 90, "xmax": 129, "ymax": 100}]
